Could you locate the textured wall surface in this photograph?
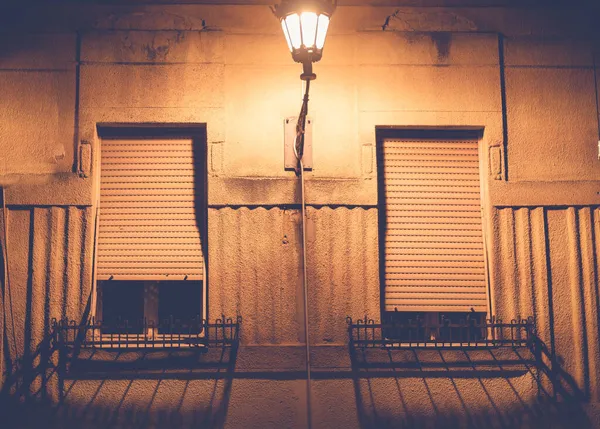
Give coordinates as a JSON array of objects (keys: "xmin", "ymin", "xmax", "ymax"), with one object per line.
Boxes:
[
  {"xmin": 208, "ymin": 206, "xmax": 379, "ymax": 345},
  {"xmin": 3, "ymin": 206, "xmax": 93, "ymax": 398},
  {"xmin": 492, "ymin": 206, "xmax": 600, "ymax": 402},
  {"xmin": 8, "ymin": 345, "xmax": 566, "ymax": 429},
  {"xmin": 0, "ymin": 33, "xmax": 76, "ymax": 177},
  {"xmin": 1, "ymin": 1, "xmax": 600, "ymax": 428},
  {"xmin": 504, "ymin": 37, "xmax": 599, "ymax": 182},
  {"xmin": 208, "ymin": 207, "xmax": 304, "ymax": 344}
]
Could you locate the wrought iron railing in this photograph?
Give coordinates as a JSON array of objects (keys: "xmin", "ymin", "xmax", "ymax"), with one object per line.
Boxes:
[
  {"xmin": 52, "ymin": 315, "xmax": 241, "ymax": 350},
  {"xmin": 347, "ymin": 315, "xmax": 535, "ymax": 350}
]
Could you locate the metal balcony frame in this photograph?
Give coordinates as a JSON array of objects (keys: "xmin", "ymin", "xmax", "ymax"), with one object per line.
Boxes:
[
  {"xmin": 347, "ymin": 315, "xmax": 535, "ymax": 350},
  {"xmin": 52, "ymin": 315, "xmax": 241, "ymax": 351}
]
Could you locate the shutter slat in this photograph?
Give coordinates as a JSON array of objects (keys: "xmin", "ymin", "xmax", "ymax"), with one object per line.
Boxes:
[
  {"xmin": 387, "ymin": 190, "xmax": 481, "ymax": 196},
  {"xmin": 386, "ymin": 261, "xmax": 485, "ymax": 268},
  {"xmin": 383, "ymin": 139, "xmax": 486, "ymax": 312},
  {"xmin": 100, "ymin": 194, "xmax": 197, "ymax": 202},
  {"xmin": 385, "ymin": 286, "xmax": 487, "ymax": 293},
  {"xmin": 103, "ymin": 150, "xmax": 194, "ymax": 157},
  {"xmin": 98, "ymin": 250, "xmax": 203, "ymax": 257},
  {"xmin": 98, "ymin": 259, "xmax": 204, "ymax": 264},
  {"xmin": 385, "ymin": 198, "xmax": 481, "ymax": 205},
  {"xmin": 383, "ymin": 159, "xmax": 480, "ymax": 167},
  {"xmin": 97, "ymin": 274, "xmax": 202, "ymax": 281},
  {"xmin": 385, "ymin": 241, "xmax": 483, "ymax": 248},
  {"xmin": 387, "ymin": 223, "xmax": 481, "ymax": 230},
  {"xmin": 385, "ymin": 179, "xmax": 480, "ymax": 186},
  {"xmin": 99, "ymin": 232, "xmax": 201, "ymax": 238},
  {"xmin": 386, "ymin": 266, "xmax": 485, "ymax": 274},
  {"xmin": 387, "ymin": 247, "xmax": 484, "ymax": 255},
  {"xmin": 382, "ymin": 141, "xmax": 478, "ymax": 150},
  {"xmin": 386, "ymin": 182, "xmax": 479, "ymax": 194},
  {"xmin": 387, "ymin": 204, "xmax": 481, "ymax": 212},
  {"xmin": 383, "ymin": 153, "xmax": 479, "ymax": 160},
  {"xmin": 101, "ymin": 176, "xmax": 195, "ymax": 184},
  {"xmin": 389, "ymin": 305, "xmax": 488, "ymax": 312},
  {"xmin": 101, "ymin": 183, "xmax": 198, "ymax": 191},
  {"xmin": 383, "ymin": 167, "xmax": 480, "ymax": 174},
  {"xmin": 98, "ymin": 201, "xmax": 200, "ymax": 208},
  {"xmin": 387, "ymin": 229, "xmax": 482, "ymax": 236},
  {"xmin": 386, "ymin": 278, "xmax": 486, "ymax": 286},
  {"xmin": 101, "ymin": 169, "xmax": 196, "ymax": 177},
  {"xmin": 99, "ymin": 237, "xmax": 200, "ymax": 244},
  {"xmin": 97, "ymin": 268, "xmax": 203, "ymax": 274},
  {"xmin": 101, "ymin": 207, "xmax": 197, "ymax": 215},
  {"xmin": 100, "ymin": 220, "xmax": 199, "ymax": 227},
  {"xmin": 385, "ymin": 293, "xmax": 487, "ymax": 301},
  {"xmin": 98, "ymin": 139, "xmax": 204, "ymax": 280}
]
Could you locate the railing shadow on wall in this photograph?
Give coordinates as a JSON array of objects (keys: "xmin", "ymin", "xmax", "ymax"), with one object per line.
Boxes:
[
  {"xmin": 1, "ymin": 316, "xmax": 241, "ymax": 429},
  {"xmin": 346, "ymin": 316, "xmax": 594, "ymax": 429}
]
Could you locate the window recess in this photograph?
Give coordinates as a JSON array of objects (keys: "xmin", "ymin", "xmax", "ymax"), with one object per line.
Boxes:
[
  {"xmin": 94, "ymin": 136, "xmax": 207, "ymax": 341},
  {"xmin": 378, "ymin": 136, "xmax": 488, "ymax": 314},
  {"xmin": 96, "ymin": 280, "xmax": 203, "ymax": 336},
  {"xmin": 96, "ymin": 138, "xmax": 204, "ymax": 282}
]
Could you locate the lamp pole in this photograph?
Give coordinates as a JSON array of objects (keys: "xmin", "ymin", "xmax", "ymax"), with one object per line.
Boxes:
[{"xmin": 274, "ymin": 2, "xmax": 335, "ymax": 428}]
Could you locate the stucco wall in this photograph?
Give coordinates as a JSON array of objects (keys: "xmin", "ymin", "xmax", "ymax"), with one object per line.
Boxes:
[
  {"xmin": 492, "ymin": 206, "xmax": 600, "ymax": 402},
  {"xmin": 208, "ymin": 206, "xmax": 379, "ymax": 345},
  {"xmin": 2, "ymin": 206, "xmax": 93, "ymax": 399},
  {"xmin": 1, "ymin": 2, "xmax": 600, "ymax": 428}
]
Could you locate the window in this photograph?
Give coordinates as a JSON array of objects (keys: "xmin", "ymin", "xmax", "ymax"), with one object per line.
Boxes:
[
  {"xmin": 94, "ymin": 133, "xmax": 206, "ymax": 335},
  {"xmin": 377, "ymin": 130, "xmax": 489, "ymax": 338}
]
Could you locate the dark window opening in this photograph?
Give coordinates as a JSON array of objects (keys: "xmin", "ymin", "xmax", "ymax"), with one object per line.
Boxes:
[
  {"xmin": 383, "ymin": 311, "xmax": 487, "ymax": 342},
  {"xmin": 99, "ymin": 281, "xmax": 145, "ymax": 334},
  {"xmin": 97, "ymin": 280, "xmax": 203, "ymax": 335},
  {"xmin": 158, "ymin": 281, "xmax": 203, "ymax": 334}
]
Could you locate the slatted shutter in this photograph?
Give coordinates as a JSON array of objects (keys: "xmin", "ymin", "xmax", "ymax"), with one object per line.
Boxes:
[
  {"xmin": 97, "ymin": 139, "xmax": 204, "ymax": 281},
  {"xmin": 381, "ymin": 138, "xmax": 487, "ymax": 312}
]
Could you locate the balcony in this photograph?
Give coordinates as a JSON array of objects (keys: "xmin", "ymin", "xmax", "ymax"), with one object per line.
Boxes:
[
  {"xmin": 347, "ymin": 315, "xmax": 535, "ymax": 350},
  {"xmin": 52, "ymin": 316, "xmax": 241, "ymax": 351}
]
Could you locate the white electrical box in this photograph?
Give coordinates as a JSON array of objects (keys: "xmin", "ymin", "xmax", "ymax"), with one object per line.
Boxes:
[{"xmin": 284, "ymin": 117, "xmax": 313, "ymax": 170}]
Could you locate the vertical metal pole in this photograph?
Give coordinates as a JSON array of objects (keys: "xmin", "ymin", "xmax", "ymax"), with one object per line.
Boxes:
[
  {"xmin": 299, "ymin": 159, "xmax": 312, "ymax": 429},
  {"xmin": 294, "ymin": 77, "xmax": 312, "ymax": 429}
]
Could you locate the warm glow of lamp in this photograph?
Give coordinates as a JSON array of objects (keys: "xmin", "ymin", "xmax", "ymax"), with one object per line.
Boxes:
[
  {"xmin": 300, "ymin": 12, "xmax": 318, "ymax": 48},
  {"xmin": 285, "ymin": 13, "xmax": 302, "ymax": 49},
  {"xmin": 275, "ymin": 0, "xmax": 336, "ymax": 79}
]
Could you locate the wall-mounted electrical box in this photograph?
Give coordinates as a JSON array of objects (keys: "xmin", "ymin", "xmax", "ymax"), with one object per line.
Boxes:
[{"xmin": 284, "ymin": 117, "xmax": 313, "ymax": 170}]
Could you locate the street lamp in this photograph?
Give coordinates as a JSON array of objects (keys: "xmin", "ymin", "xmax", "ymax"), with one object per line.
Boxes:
[
  {"xmin": 274, "ymin": 0, "xmax": 336, "ymax": 81},
  {"xmin": 274, "ymin": 0, "xmax": 336, "ymax": 167},
  {"xmin": 274, "ymin": 3, "xmax": 336, "ymax": 429}
]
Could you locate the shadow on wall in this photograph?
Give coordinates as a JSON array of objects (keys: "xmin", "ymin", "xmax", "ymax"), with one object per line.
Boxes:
[
  {"xmin": 1, "ymin": 335, "xmax": 596, "ymax": 429},
  {"xmin": 1, "ymin": 343, "xmax": 239, "ymax": 429},
  {"xmin": 349, "ymin": 341, "xmax": 594, "ymax": 429}
]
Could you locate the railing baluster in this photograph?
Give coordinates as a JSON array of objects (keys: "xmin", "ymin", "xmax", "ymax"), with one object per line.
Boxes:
[
  {"xmin": 345, "ymin": 315, "xmax": 534, "ymax": 351},
  {"xmin": 51, "ymin": 315, "xmax": 241, "ymax": 353}
]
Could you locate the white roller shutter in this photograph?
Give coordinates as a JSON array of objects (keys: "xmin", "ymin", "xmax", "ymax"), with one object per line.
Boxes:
[
  {"xmin": 97, "ymin": 139, "xmax": 204, "ymax": 281},
  {"xmin": 381, "ymin": 139, "xmax": 487, "ymax": 312}
]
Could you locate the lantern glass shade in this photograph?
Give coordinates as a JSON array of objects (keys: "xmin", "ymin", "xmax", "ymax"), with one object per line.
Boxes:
[
  {"xmin": 285, "ymin": 14, "xmax": 302, "ymax": 49},
  {"xmin": 315, "ymin": 14, "xmax": 329, "ymax": 49},
  {"xmin": 278, "ymin": 2, "xmax": 333, "ymax": 64},
  {"xmin": 281, "ymin": 20, "xmax": 293, "ymax": 51},
  {"xmin": 300, "ymin": 12, "xmax": 318, "ymax": 48}
]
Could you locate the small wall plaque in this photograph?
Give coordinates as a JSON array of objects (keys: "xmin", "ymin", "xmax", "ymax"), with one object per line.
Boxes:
[{"xmin": 284, "ymin": 117, "xmax": 313, "ymax": 170}]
